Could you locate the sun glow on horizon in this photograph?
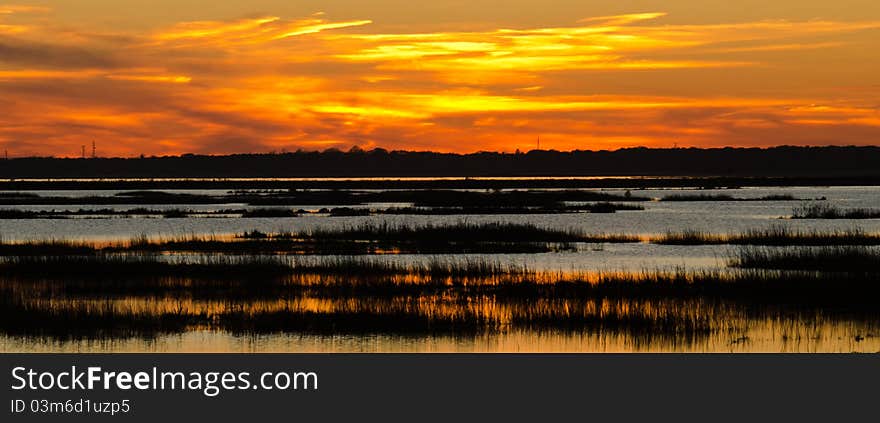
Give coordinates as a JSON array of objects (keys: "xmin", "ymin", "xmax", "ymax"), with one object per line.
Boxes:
[{"xmin": 0, "ymin": 3, "xmax": 879, "ymax": 157}]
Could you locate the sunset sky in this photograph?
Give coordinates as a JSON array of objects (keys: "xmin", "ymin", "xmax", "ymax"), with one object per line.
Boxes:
[{"xmin": 1, "ymin": 1, "xmax": 879, "ymax": 157}]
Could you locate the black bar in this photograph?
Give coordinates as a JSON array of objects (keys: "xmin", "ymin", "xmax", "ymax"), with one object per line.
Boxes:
[{"xmin": 2, "ymin": 354, "xmax": 877, "ymax": 422}]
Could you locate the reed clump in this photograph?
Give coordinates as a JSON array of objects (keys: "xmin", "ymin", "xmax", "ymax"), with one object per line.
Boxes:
[
  {"xmin": 0, "ymin": 254, "xmax": 293, "ymax": 278},
  {"xmin": 661, "ymin": 194, "xmax": 798, "ymax": 202},
  {"xmin": 792, "ymin": 203, "xmax": 880, "ymax": 219},
  {"xmin": 729, "ymin": 245, "xmax": 880, "ymax": 272},
  {"xmin": 655, "ymin": 226, "xmax": 880, "ymax": 246}
]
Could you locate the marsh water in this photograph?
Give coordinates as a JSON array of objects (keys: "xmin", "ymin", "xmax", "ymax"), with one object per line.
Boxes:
[{"xmin": 1, "ymin": 183, "xmax": 879, "ymax": 352}]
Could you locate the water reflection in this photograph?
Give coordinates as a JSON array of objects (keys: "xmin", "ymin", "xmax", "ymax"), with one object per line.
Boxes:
[
  {"xmin": 2, "ymin": 272, "xmax": 877, "ymax": 353},
  {"xmin": 2, "ymin": 184, "xmax": 879, "ymax": 352},
  {"xmin": 4, "ymin": 187, "xmax": 880, "ymax": 244}
]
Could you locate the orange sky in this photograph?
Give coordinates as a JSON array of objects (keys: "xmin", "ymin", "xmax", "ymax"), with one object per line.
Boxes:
[{"xmin": 1, "ymin": 2, "xmax": 879, "ymax": 156}]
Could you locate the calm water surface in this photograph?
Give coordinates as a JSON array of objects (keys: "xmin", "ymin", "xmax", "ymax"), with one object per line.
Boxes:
[{"xmin": 1, "ymin": 184, "xmax": 878, "ymax": 352}]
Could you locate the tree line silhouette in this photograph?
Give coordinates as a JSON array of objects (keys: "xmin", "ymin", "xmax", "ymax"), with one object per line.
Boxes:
[{"xmin": 0, "ymin": 146, "xmax": 878, "ymax": 178}]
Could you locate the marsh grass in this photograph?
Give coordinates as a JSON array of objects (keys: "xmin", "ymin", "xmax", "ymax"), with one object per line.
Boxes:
[
  {"xmin": 574, "ymin": 202, "xmax": 645, "ymax": 213},
  {"xmin": 661, "ymin": 194, "xmax": 798, "ymax": 202},
  {"xmin": 287, "ymin": 256, "xmax": 534, "ymax": 277},
  {"xmin": 7, "ymin": 204, "xmax": 643, "ymax": 219},
  {"xmin": 302, "ymin": 222, "xmax": 584, "ymax": 242},
  {"xmin": 0, "ymin": 239, "xmax": 97, "ymax": 255},
  {"xmin": 243, "ymin": 222, "xmax": 640, "ymax": 244},
  {"xmin": 3, "ymin": 255, "xmax": 878, "ymax": 309},
  {"xmin": 403, "ymin": 190, "xmax": 650, "ymax": 207},
  {"xmin": 729, "ymin": 245, "xmax": 880, "ymax": 272},
  {"xmin": 241, "ymin": 208, "xmax": 299, "ymax": 218},
  {"xmin": 0, "ymin": 295, "xmax": 716, "ymax": 340},
  {"xmin": 508, "ymin": 299, "xmax": 714, "ymax": 338},
  {"xmin": 4, "ymin": 276, "xmax": 876, "ymax": 342},
  {"xmin": 792, "ymin": 203, "xmax": 880, "ymax": 219},
  {"xmin": 0, "ymin": 223, "xmax": 591, "ymax": 255},
  {"xmin": 0, "ymin": 207, "xmax": 302, "ymax": 219},
  {"xmin": 0, "ymin": 254, "xmax": 293, "ymax": 278},
  {"xmin": 0, "ymin": 295, "xmax": 193, "ymax": 339},
  {"xmin": 218, "ymin": 307, "xmax": 494, "ymax": 335},
  {"xmin": 655, "ymin": 226, "xmax": 880, "ymax": 246},
  {"xmin": 2, "ymin": 224, "xmax": 877, "ymax": 259},
  {"xmin": 0, "ymin": 189, "xmax": 649, "ymax": 209},
  {"xmin": 0, "ymin": 254, "xmax": 537, "ymax": 280},
  {"xmin": 653, "ymin": 229, "xmax": 727, "ymax": 245},
  {"xmin": 233, "ymin": 222, "xmax": 637, "ymax": 252},
  {"xmin": 3, "ymin": 254, "xmax": 879, "ymax": 341},
  {"xmin": 381, "ymin": 202, "xmax": 644, "ymax": 215},
  {"xmin": 0, "ymin": 210, "xmax": 57, "ymax": 219}
]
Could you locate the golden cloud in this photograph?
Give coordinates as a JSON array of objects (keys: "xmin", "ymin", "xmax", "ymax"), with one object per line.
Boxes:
[
  {"xmin": 0, "ymin": 4, "xmax": 51, "ymax": 14},
  {"xmin": 0, "ymin": 10, "xmax": 878, "ymax": 156}
]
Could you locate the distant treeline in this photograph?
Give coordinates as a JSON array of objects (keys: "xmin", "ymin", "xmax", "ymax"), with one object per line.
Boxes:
[{"xmin": 1, "ymin": 146, "xmax": 879, "ymax": 178}]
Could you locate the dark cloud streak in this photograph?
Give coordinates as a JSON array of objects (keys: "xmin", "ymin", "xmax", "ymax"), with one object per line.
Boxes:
[{"xmin": 0, "ymin": 36, "xmax": 121, "ymax": 69}]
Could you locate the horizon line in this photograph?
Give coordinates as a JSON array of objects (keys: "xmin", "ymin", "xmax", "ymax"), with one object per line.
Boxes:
[{"xmin": 1, "ymin": 144, "xmax": 876, "ymax": 160}]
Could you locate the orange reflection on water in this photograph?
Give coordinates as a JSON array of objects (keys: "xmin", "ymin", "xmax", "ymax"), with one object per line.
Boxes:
[{"xmin": 2, "ymin": 272, "xmax": 877, "ymax": 353}]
